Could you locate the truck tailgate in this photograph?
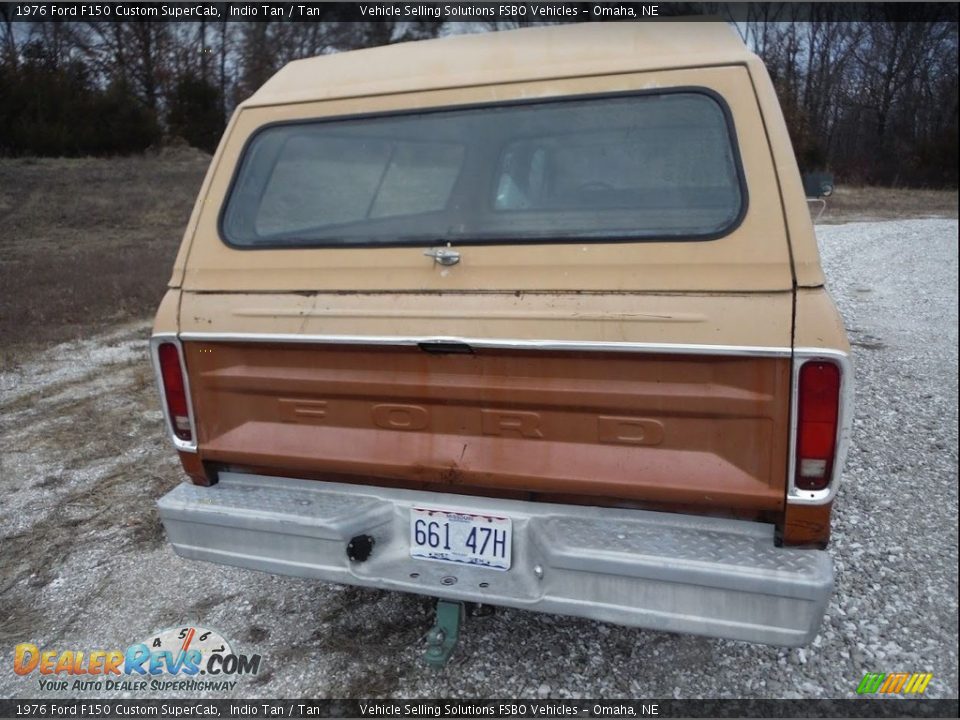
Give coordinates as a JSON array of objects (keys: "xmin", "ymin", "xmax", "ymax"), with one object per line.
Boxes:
[{"xmin": 182, "ymin": 340, "xmax": 791, "ymax": 512}]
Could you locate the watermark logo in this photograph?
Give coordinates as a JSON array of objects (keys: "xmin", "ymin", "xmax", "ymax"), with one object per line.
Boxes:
[
  {"xmin": 13, "ymin": 625, "xmax": 261, "ymax": 693},
  {"xmin": 857, "ymin": 672, "xmax": 933, "ymax": 695}
]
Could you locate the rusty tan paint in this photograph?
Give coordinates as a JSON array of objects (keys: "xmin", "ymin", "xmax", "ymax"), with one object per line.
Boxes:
[
  {"xmin": 782, "ymin": 502, "xmax": 834, "ymax": 548},
  {"xmin": 166, "ymin": 24, "xmax": 827, "ymax": 299},
  {"xmin": 744, "ymin": 55, "xmax": 825, "ymax": 288},
  {"xmin": 201, "ymin": 460, "xmax": 782, "ymax": 525},
  {"xmin": 176, "ymin": 450, "xmax": 212, "ymax": 487},
  {"xmin": 168, "ymin": 110, "xmax": 239, "ymax": 288},
  {"xmin": 182, "ymin": 342, "xmax": 792, "ymax": 513},
  {"xmin": 152, "ymin": 289, "xmax": 180, "ymax": 335},
  {"xmin": 245, "ymin": 22, "xmax": 752, "ymax": 108},
  {"xmin": 155, "ymin": 23, "xmax": 851, "ymax": 544},
  {"xmin": 793, "ymin": 287, "xmax": 851, "ymax": 352},
  {"xmin": 178, "ymin": 291, "xmax": 795, "ymax": 347},
  {"xmin": 179, "ymin": 64, "xmax": 792, "ymax": 294}
]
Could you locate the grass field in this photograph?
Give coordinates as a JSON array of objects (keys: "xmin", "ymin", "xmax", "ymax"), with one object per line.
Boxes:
[
  {"xmin": 818, "ymin": 185, "xmax": 959, "ymax": 224},
  {"xmin": 0, "ymin": 150, "xmax": 209, "ymax": 365},
  {"xmin": 0, "ymin": 152, "xmax": 956, "ymax": 364}
]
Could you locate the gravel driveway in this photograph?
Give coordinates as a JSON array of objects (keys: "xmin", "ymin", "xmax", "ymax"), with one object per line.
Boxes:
[{"xmin": 1, "ymin": 218, "xmax": 957, "ymax": 700}]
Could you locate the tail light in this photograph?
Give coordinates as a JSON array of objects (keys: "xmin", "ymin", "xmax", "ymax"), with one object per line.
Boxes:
[
  {"xmin": 795, "ymin": 361, "xmax": 841, "ymax": 491},
  {"xmin": 156, "ymin": 341, "xmax": 194, "ymax": 445}
]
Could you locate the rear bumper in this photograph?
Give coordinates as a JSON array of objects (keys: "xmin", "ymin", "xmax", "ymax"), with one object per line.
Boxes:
[{"xmin": 157, "ymin": 472, "xmax": 832, "ymax": 646}]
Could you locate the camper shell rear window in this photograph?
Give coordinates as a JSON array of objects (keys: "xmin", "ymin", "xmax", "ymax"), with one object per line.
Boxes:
[{"xmin": 220, "ymin": 89, "xmax": 747, "ymax": 249}]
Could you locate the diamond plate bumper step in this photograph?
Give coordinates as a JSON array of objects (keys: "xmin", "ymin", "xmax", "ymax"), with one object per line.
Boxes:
[{"xmin": 158, "ymin": 472, "xmax": 832, "ymax": 646}]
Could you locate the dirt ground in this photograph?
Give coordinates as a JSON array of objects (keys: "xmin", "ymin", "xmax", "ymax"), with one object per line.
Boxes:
[
  {"xmin": 0, "ymin": 150, "xmax": 210, "ymax": 366},
  {"xmin": 817, "ymin": 185, "xmax": 959, "ymax": 224},
  {"xmin": 0, "ymin": 157, "xmax": 958, "ymax": 700}
]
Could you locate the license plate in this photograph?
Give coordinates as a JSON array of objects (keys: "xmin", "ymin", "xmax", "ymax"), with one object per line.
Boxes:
[{"xmin": 410, "ymin": 508, "xmax": 512, "ymax": 570}]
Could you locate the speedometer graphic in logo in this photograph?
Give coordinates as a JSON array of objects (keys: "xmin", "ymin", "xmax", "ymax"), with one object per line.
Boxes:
[
  {"xmin": 139, "ymin": 626, "xmax": 232, "ymax": 664},
  {"xmin": 126, "ymin": 624, "xmax": 261, "ymax": 679}
]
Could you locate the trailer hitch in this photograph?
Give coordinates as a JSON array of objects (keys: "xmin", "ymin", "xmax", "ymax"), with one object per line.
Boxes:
[{"xmin": 423, "ymin": 600, "xmax": 464, "ymax": 669}]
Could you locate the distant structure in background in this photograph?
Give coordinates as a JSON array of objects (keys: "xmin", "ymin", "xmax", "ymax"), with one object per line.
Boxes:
[{"xmin": 803, "ymin": 172, "xmax": 834, "ymax": 221}]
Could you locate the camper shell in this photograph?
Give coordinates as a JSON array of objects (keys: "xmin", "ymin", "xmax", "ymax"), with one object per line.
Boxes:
[{"xmin": 152, "ymin": 23, "xmax": 852, "ymax": 647}]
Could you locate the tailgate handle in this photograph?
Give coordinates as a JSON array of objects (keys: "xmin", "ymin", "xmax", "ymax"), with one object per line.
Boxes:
[
  {"xmin": 418, "ymin": 341, "xmax": 474, "ymax": 355},
  {"xmin": 424, "ymin": 247, "xmax": 461, "ymax": 266}
]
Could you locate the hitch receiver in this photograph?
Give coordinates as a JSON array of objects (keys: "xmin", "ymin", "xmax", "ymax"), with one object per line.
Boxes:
[{"xmin": 424, "ymin": 600, "xmax": 464, "ymax": 668}]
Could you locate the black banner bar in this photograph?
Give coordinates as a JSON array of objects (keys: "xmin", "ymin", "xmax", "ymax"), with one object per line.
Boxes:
[
  {"xmin": 1, "ymin": 699, "xmax": 959, "ymax": 718},
  {"xmin": 5, "ymin": 2, "xmax": 960, "ymax": 23}
]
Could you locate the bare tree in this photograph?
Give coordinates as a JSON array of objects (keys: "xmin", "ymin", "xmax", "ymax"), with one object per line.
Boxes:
[{"xmin": 0, "ymin": 4, "xmax": 18, "ymax": 68}]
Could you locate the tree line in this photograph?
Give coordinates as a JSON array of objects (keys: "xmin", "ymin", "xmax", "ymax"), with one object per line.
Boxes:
[
  {"xmin": 0, "ymin": 6, "xmax": 956, "ymax": 187},
  {"xmin": 0, "ymin": 9, "xmax": 444, "ymax": 155},
  {"xmin": 742, "ymin": 4, "xmax": 957, "ymax": 187}
]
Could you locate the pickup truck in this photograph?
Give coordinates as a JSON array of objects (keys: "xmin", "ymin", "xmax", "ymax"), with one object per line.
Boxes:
[{"xmin": 152, "ymin": 22, "xmax": 852, "ymax": 647}]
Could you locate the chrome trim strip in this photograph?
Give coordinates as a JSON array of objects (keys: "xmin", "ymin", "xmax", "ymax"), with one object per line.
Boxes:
[
  {"xmin": 176, "ymin": 332, "xmax": 794, "ymax": 358},
  {"xmin": 231, "ymin": 308, "xmax": 708, "ymax": 323},
  {"xmin": 149, "ymin": 334, "xmax": 199, "ymax": 453},
  {"xmin": 786, "ymin": 348, "xmax": 855, "ymax": 506}
]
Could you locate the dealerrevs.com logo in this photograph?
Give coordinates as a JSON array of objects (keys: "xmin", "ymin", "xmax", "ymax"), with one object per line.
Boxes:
[{"xmin": 14, "ymin": 626, "xmax": 261, "ymax": 693}]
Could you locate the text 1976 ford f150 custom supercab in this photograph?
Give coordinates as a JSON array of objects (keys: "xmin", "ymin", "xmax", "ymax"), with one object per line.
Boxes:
[{"xmin": 152, "ymin": 22, "xmax": 853, "ymax": 647}]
